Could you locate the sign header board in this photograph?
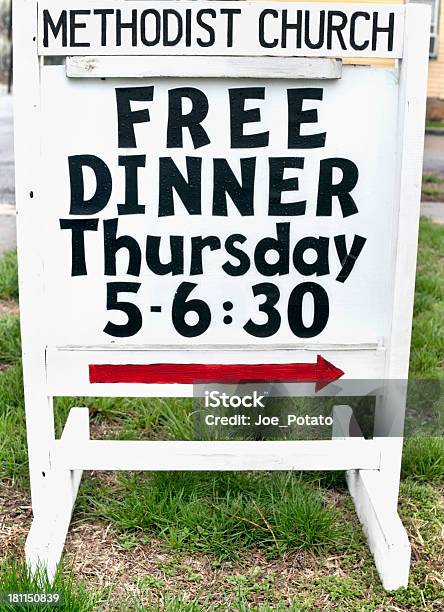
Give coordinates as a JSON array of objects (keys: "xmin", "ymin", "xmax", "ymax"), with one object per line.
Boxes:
[{"xmin": 38, "ymin": 1, "xmax": 405, "ymax": 57}]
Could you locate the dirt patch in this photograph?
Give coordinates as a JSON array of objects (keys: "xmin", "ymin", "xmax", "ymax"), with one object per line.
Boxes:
[
  {"xmin": 89, "ymin": 419, "xmax": 123, "ymax": 441},
  {"xmin": 0, "ymin": 482, "xmax": 32, "ymax": 560},
  {"xmin": 63, "ymin": 521, "xmax": 320, "ymax": 610},
  {"xmin": 0, "ymin": 299, "xmax": 19, "ymax": 317},
  {"xmin": 1, "ymin": 477, "xmax": 443, "ymax": 610}
]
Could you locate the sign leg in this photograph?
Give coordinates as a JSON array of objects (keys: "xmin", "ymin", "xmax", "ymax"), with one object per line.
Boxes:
[
  {"xmin": 343, "ymin": 390, "xmax": 410, "ymax": 591},
  {"xmin": 346, "ymin": 468, "xmax": 411, "ymax": 591},
  {"xmin": 25, "ymin": 408, "xmax": 89, "ymax": 581},
  {"xmin": 332, "ymin": 403, "xmax": 410, "ymax": 590}
]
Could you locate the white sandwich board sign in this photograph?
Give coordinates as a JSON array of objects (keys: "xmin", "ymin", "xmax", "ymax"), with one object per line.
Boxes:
[{"xmin": 14, "ymin": 0, "xmax": 430, "ymax": 590}]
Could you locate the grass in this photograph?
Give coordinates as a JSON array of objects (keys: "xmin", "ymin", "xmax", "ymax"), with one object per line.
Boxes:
[
  {"xmin": 410, "ymin": 219, "xmax": 444, "ymax": 379},
  {"xmin": 0, "ymin": 250, "xmax": 18, "ymax": 300},
  {"xmin": 426, "ymin": 120, "xmax": 444, "ymax": 130},
  {"xmin": 422, "ymin": 174, "xmax": 444, "ymax": 200},
  {"xmin": 0, "ymin": 315, "xmax": 21, "ymax": 365},
  {"xmin": 401, "ymin": 438, "xmax": 444, "ymax": 483},
  {"xmin": 79, "ymin": 472, "xmax": 344, "ymax": 558},
  {"xmin": 0, "ymin": 559, "xmax": 105, "ymax": 611},
  {"xmin": 0, "ymin": 364, "xmax": 27, "ymax": 483},
  {"xmin": 422, "ymin": 186, "xmax": 442, "ymax": 198},
  {"xmin": 423, "ymin": 174, "xmax": 444, "ymax": 184},
  {"xmin": 0, "ymin": 218, "xmax": 443, "ymax": 609}
]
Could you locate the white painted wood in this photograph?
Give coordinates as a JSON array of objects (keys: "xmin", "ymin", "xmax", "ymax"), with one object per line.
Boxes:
[
  {"xmin": 332, "ymin": 405, "xmax": 353, "ymax": 439},
  {"xmin": 53, "ymin": 439, "xmax": 381, "ymax": 471},
  {"xmin": 13, "ymin": 0, "xmax": 56, "ymax": 519},
  {"xmin": 388, "ymin": 5, "xmax": 431, "ymax": 381},
  {"xmin": 45, "ymin": 346, "xmax": 386, "ymax": 398},
  {"xmin": 332, "ymin": 405, "xmax": 364, "ymax": 439},
  {"xmin": 61, "ymin": 407, "xmax": 90, "ymax": 443},
  {"xmin": 344, "ymin": 7, "xmax": 430, "ymax": 591},
  {"xmin": 346, "ymin": 469, "xmax": 411, "ymax": 591},
  {"xmin": 38, "ymin": 2, "xmax": 405, "ymax": 58},
  {"xmin": 59, "ymin": 407, "xmax": 90, "ymax": 504},
  {"xmin": 26, "ymin": 506, "xmax": 73, "ymax": 582},
  {"xmin": 40, "ymin": 66, "xmax": 399, "ymax": 354},
  {"xmin": 53, "ymin": 342, "xmax": 382, "ymax": 352},
  {"xmin": 372, "ymin": 394, "xmax": 406, "ymax": 512},
  {"xmin": 26, "ymin": 408, "xmax": 89, "ymax": 582},
  {"xmin": 374, "ymin": 2, "xmax": 431, "ymax": 515},
  {"xmin": 67, "ymin": 56, "xmax": 343, "ymax": 80}
]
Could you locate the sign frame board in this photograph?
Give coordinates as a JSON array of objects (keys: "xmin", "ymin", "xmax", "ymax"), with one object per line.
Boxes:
[
  {"xmin": 13, "ymin": 0, "xmax": 430, "ymax": 591},
  {"xmin": 38, "ymin": 2, "xmax": 405, "ymax": 58}
]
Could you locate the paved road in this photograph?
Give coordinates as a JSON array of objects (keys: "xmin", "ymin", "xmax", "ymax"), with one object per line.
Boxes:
[
  {"xmin": 0, "ymin": 92, "xmax": 15, "ymax": 254},
  {"xmin": 424, "ymin": 134, "xmax": 444, "ymax": 176},
  {"xmin": 0, "ymin": 92, "xmax": 442, "ymax": 254},
  {"xmin": 0, "ymin": 93, "xmax": 14, "ymax": 205},
  {"xmin": 422, "ymin": 133, "xmax": 444, "ymax": 225}
]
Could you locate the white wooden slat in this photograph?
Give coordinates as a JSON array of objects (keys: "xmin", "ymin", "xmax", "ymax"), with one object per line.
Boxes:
[
  {"xmin": 45, "ymin": 346, "xmax": 386, "ymax": 397},
  {"xmin": 332, "ymin": 405, "xmax": 355, "ymax": 439},
  {"xmin": 373, "ymin": 2, "xmax": 431, "ymax": 514},
  {"xmin": 59, "ymin": 407, "xmax": 89, "ymax": 503},
  {"xmin": 66, "ymin": 56, "xmax": 343, "ymax": 79},
  {"xmin": 26, "ymin": 408, "xmax": 90, "ymax": 582},
  {"xmin": 26, "ymin": 510, "xmax": 73, "ymax": 583},
  {"xmin": 347, "ymin": 469, "xmax": 411, "ymax": 590},
  {"xmin": 13, "ymin": 0, "xmax": 56, "ymax": 518},
  {"xmin": 38, "ymin": 2, "xmax": 405, "ymax": 58},
  {"xmin": 387, "ymin": 4, "xmax": 431, "ymax": 382},
  {"xmin": 55, "ymin": 342, "xmax": 382, "ymax": 351},
  {"xmin": 52, "ymin": 439, "xmax": 381, "ymax": 471},
  {"xmin": 344, "ymin": 6, "xmax": 429, "ymax": 591}
]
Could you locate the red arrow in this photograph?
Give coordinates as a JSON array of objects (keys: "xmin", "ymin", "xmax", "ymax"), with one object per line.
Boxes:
[{"xmin": 89, "ymin": 355, "xmax": 344, "ymax": 391}]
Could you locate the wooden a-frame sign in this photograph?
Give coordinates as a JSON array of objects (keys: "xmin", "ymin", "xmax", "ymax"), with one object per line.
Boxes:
[{"xmin": 13, "ymin": 1, "xmax": 430, "ymax": 590}]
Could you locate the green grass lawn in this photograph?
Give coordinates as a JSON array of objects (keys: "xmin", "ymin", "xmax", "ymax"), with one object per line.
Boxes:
[
  {"xmin": 426, "ymin": 120, "xmax": 444, "ymax": 130},
  {"xmin": 422, "ymin": 174, "xmax": 444, "ymax": 201},
  {"xmin": 0, "ymin": 219, "xmax": 443, "ymax": 610}
]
